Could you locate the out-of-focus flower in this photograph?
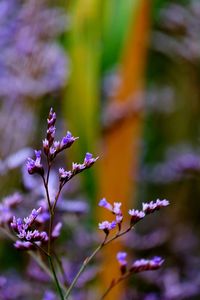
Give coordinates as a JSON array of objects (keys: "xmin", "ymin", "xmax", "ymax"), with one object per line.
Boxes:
[
  {"xmin": 51, "ymin": 222, "xmax": 62, "ymax": 239},
  {"xmin": 130, "ymin": 257, "xmax": 164, "ymax": 273},
  {"xmin": 43, "ymin": 290, "xmax": 57, "ymax": 300},
  {"xmin": 142, "ymin": 199, "xmax": 169, "ymax": 215},
  {"xmin": 116, "ymin": 252, "xmax": 127, "ymax": 275},
  {"xmin": 116, "ymin": 252, "xmax": 127, "ymax": 265},
  {"xmin": 0, "ymin": 193, "xmax": 22, "ymax": 226},
  {"xmin": 0, "ymin": 0, "xmax": 68, "ymax": 100}
]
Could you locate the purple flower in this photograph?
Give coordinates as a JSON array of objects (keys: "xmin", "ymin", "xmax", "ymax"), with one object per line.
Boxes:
[
  {"xmin": 84, "ymin": 152, "xmax": 99, "ymax": 167},
  {"xmin": 72, "ymin": 153, "xmax": 98, "ymax": 175},
  {"xmin": 116, "ymin": 252, "xmax": 127, "ymax": 265},
  {"xmin": 99, "ymin": 199, "xmax": 122, "ymax": 216},
  {"xmin": 26, "ymin": 150, "xmax": 43, "ymax": 175},
  {"xmin": 113, "ymin": 202, "xmax": 122, "ymax": 215},
  {"xmin": 117, "ymin": 251, "xmax": 127, "ymax": 274},
  {"xmin": 116, "ymin": 214, "xmax": 123, "ymax": 223},
  {"xmin": 98, "ymin": 198, "xmax": 113, "ymax": 211},
  {"xmin": 46, "ymin": 126, "xmax": 56, "ymax": 146},
  {"xmin": 128, "ymin": 209, "xmax": 145, "ymax": 225},
  {"xmin": 142, "ymin": 199, "xmax": 169, "ymax": 214},
  {"xmin": 60, "ymin": 131, "xmax": 78, "ymax": 150},
  {"xmin": 130, "ymin": 256, "xmax": 164, "ymax": 273},
  {"xmin": 98, "ymin": 220, "xmax": 117, "ymax": 235},
  {"xmin": 43, "ymin": 138, "xmax": 49, "ymax": 155},
  {"xmin": 11, "ymin": 207, "xmax": 48, "ymax": 245},
  {"xmin": 59, "ymin": 168, "xmax": 72, "ymax": 182},
  {"xmin": 47, "ymin": 108, "xmax": 56, "ymax": 128}
]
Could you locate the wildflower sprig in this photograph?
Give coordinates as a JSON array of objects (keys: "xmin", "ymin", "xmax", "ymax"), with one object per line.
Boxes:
[
  {"xmin": 100, "ymin": 254, "xmax": 164, "ymax": 299},
  {"xmin": 14, "ymin": 108, "xmax": 98, "ymax": 300},
  {"xmin": 0, "ymin": 108, "xmax": 170, "ymax": 300},
  {"xmin": 64, "ymin": 198, "xmax": 169, "ymax": 299}
]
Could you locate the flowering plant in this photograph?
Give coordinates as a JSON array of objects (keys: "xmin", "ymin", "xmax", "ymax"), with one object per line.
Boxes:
[{"xmin": 0, "ymin": 108, "xmax": 169, "ymax": 300}]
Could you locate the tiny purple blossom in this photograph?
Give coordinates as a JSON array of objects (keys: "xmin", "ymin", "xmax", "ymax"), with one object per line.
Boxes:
[
  {"xmin": 117, "ymin": 251, "xmax": 127, "ymax": 274},
  {"xmin": 53, "ymin": 141, "xmax": 60, "ymax": 150},
  {"xmin": 43, "ymin": 138, "xmax": 49, "ymax": 155},
  {"xmin": 98, "ymin": 198, "xmax": 113, "ymax": 211},
  {"xmin": 60, "ymin": 131, "xmax": 78, "ymax": 150},
  {"xmin": 72, "ymin": 162, "xmax": 85, "ymax": 173},
  {"xmin": 84, "ymin": 152, "xmax": 99, "ymax": 167},
  {"xmin": 98, "ymin": 220, "xmax": 117, "ymax": 235},
  {"xmin": 46, "ymin": 125, "xmax": 56, "ymax": 147},
  {"xmin": 113, "ymin": 202, "xmax": 122, "ymax": 215},
  {"xmin": 116, "ymin": 214, "xmax": 123, "ymax": 223},
  {"xmin": 59, "ymin": 168, "xmax": 72, "ymax": 182},
  {"xmin": 142, "ymin": 199, "xmax": 169, "ymax": 215},
  {"xmin": 26, "ymin": 150, "xmax": 43, "ymax": 175},
  {"xmin": 117, "ymin": 252, "xmax": 127, "ymax": 265},
  {"xmin": 47, "ymin": 108, "xmax": 56, "ymax": 128},
  {"xmin": 128, "ymin": 209, "xmax": 145, "ymax": 225}
]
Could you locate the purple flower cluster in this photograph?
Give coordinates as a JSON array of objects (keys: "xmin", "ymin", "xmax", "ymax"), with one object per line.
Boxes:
[
  {"xmin": 98, "ymin": 198, "xmax": 169, "ymax": 234},
  {"xmin": 143, "ymin": 199, "xmax": 169, "ymax": 215},
  {"xmin": 59, "ymin": 152, "xmax": 98, "ymax": 184},
  {"xmin": 26, "ymin": 108, "xmax": 98, "ymax": 192},
  {"xmin": 43, "ymin": 108, "xmax": 78, "ymax": 161},
  {"xmin": 116, "ymin": 252, "xmax": 164, "ymax": 275},
  {"xmin": 11, "ymin": 207, "xmax": 48, "ymax": 249},
  {"xmin": 130, "ymin": 256, "xmax": 164, "ymax": 273}
]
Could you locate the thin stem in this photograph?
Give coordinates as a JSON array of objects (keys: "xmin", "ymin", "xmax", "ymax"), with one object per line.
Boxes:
[
  {"xmin": 42, "ymin": 157, "xmax": 65, "ymax": 299},
  {"xmin": 64, "ymin": 226, "xmax": 133, "ymax": 299},
  {"xmin": 52, "ymin": 184, "xmax": 62, "ymax": 214},
  {"xmin": 103, "ymin": 226, "xmax": 132, "ymax": 246},
  {"xmin": 64, "ymin": 243, "xmax": 103, "ymax": 299},
  {"xmin": 99, "ymin": 273, "xmax": 132, "ymax": 300},
  {"xmin": 42, "ymin": 175, "xmax": 52, "ymax": 212},
  {"xmin": 48, "ymin": 184, "xmax": 62, "ymax": 255},
  {"xmin": 48, "ymin": 256, "xmax": 65, "ymax": 300},
  {"xmin": 53, "ymin": 251, "xmax": 69, "ymax": 288}
]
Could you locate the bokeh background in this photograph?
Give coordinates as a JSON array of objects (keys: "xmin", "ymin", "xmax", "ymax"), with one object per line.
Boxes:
[{"xmin": 0, "ymin": 0, "xmax": 200, "ymax": 299}]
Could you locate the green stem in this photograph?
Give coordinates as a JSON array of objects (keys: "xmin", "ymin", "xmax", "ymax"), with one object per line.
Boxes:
[
  {"xmin": 43, "ymin": 159, "xmax": 65, "ymax": 299},
  {"xmin": 48, "ymin": 256, "xmax": 65, "ymax": 300},
  {"xmin": 64, "ymin": 244, "xmax": 103, "ymax": 299},
  {"xmin": 53, "ymin": 250, "xmax": 69, "ymax": 288},
  {"xmin": 64, "ymin": 226, "xmax": 133, "ymax": 299}
]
